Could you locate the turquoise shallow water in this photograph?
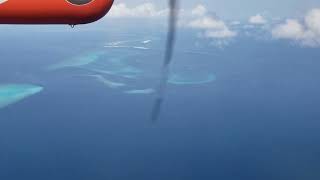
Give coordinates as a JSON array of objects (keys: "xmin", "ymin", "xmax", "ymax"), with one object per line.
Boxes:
[
  {"xmin": 0, "ymin": 84, "xmax": 43, "ymax": 109},
  {"xmin": 47, "ymin": 50, "xmax": 106, "ymax": 71}
]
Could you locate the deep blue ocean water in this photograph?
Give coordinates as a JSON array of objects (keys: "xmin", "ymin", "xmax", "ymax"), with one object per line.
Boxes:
[{"xmin": 1, "ymin": 21, "xmax": 320, "ymax": 180}]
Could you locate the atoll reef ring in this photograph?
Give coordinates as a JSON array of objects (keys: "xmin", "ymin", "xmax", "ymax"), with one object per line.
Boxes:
[{"xmin": 47, "ymin": 40, "xmax": 217, "ymax": 94}]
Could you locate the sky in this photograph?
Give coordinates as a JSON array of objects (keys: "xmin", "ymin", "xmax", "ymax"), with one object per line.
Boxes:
[
  {"xmin": 115, "ymin": 0, "xmax": 320, "ymax": 19},
  {"xmin": 104, "ymin": 0, "xmax": 320, "ymax": 48}
]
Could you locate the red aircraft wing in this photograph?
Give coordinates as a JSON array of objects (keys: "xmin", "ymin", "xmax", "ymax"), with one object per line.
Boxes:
[{"xmin": 0, "ymin": 0, "xmax": 114, "ymax": 24}]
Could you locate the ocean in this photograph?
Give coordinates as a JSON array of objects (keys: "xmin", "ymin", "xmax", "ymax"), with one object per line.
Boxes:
[{"xmin": 1, "ymin": 20, "xmax": 320, "ymax": 180}]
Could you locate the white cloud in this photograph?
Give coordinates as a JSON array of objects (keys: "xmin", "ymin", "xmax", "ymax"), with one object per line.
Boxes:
[
  {"xmin": 305, "ymin": 9, "xmax": 320, "ymax": 36},
  {"xmin": 188, "ymin": 17, "xmax": 236, "ymax": 38},
  {"xmin": 230, "ymin": 21, "xmax": 241, "ymax": 25},
  {"xmin": 188, "ymin": 6, "xmax": 237, "ymax": 39},
  {"xmin": 205, "ymin": 29, "xmax": 237, "ymax": 38},
  {"xmin": 108, "ymin": 3, "xmax": 168, "ymax": 18},
  {"xmin": 189, "ymin": 17, "xmax": 226, "ymax": 29},
  {"xmin": 272, "ymin": 8, "xmax": 320, "ymax": 47},
  {"xmin": 272, "ymin": 19, "xmax": 305, "ymax": 40},
  {"xmin": 249, "ymin": 14, "xmax": 267, "ymax": 25},
  {"xmin": 191, "ymin": 4, "xmax": 207, "ymax": 17},
  {"xmin": 107, "ymin": 3, "xmax": 236, "ymax": 40},
  {"xmin": 0, "ymin": 0, "xmax": 8, "ymax": 4}
]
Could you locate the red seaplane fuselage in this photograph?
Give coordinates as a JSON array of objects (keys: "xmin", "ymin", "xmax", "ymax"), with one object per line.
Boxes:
[{"xmin": 0, "ymin": 0, "xmax": 114, "ymax": 25}]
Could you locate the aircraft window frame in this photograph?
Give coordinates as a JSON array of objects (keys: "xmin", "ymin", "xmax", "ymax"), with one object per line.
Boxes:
[{"xmin": 66, "ymin": 0, "xmax": 94, "ymax": 6}]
